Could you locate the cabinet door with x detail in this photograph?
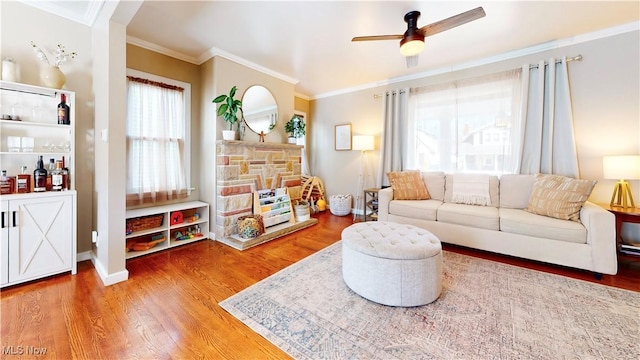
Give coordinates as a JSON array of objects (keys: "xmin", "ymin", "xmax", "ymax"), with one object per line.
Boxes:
[{"xmin": 7, "ymin": 194, "xmax": 74, "ymax": 283}]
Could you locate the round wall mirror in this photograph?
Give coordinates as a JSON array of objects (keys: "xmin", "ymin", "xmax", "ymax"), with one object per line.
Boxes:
[{"xmin": 241, "ymin": 85, "xmax": 278, "ymax": 135}]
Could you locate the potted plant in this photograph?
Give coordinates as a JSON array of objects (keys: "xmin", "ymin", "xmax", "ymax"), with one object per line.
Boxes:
[
  {"xmin": 285, "ymin": 114, "xmax": 306, "ymax": 144},
  {"xmin": 213, "ymin": 86, "xmax": 243, "ymax": 140}
]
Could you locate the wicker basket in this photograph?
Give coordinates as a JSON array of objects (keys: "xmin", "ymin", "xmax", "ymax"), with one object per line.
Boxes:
[
  {"xmin": 126, "ymin": 214, "xmax": 164, "ymax": 234},
  {"xmin": 330, "ymin": 194, "xmax": 352, "ymax": 216}
]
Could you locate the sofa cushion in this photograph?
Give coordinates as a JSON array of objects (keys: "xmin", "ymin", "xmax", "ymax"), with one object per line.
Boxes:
[
  {"xmin": 444, "ymin": 174, "xmax": 500, "ymax": 207},
  {"xmin": 500, "ymin": 174, "xmax": 536, "ymax": 209},
  {"xmin": 421, "ymin": 172, "xmax": 445, "ymax": 201},
  {"xmin": 437, "ymin": 203, "xmax": 499, "ymax": 230},
  {"xmin": 500, "ymin": 208, "xmax": 587, "ymax": 243},
  {"xmin": 387, "ymin": 170, "xmax": 430, "ymax": 200},
  {"xmin": 389, "ymin": 199, "xmax": 442, "ymax": 221},
  {"xmin": 525, "ymin": 174, "xmax": 596, "ymax": 221}
]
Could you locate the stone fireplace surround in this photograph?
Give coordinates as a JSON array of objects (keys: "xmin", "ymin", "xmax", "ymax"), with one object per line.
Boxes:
[{"xmin": 215, "ymin": 140, "xmax": 317, "ymax": 249}]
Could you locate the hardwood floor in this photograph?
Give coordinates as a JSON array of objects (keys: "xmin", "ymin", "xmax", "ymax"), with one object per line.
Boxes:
[{"xmin": 1, "ymin": 211, "xmax": 638, "ymax": 359}]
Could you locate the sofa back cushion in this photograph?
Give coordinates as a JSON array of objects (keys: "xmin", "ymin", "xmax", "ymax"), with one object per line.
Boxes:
[
  {"xmin": 421, "ymin": 171, "xmax": 445, "ymax": 201},
  {"xmin": 500, "ymin": 174, "xmax": 536, "ymax": 209},
  {"xmin": 444, "ymin": 174, "xmax": 500, "ymax": 207}
]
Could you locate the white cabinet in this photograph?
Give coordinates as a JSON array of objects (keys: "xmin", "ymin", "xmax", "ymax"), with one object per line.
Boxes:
[
  {"xmin": 1, "ymin": 192, "xmax": 77, "ymax": 287},
  {"xmin": 125, "ymin": 201, "xmax": 209, "ymax": 259},
  {"xmin": 0, "ymin": 81, "xmax": 78, "ymax": 288}
]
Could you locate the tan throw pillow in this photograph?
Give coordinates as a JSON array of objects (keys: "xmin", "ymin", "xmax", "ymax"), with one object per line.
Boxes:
[
  {"xmin": 387, "ymin": 170, "xmax": 431, "ymax": 200},
  {"xmin": 525, "ymin": 174, "xmax": 596, "ymax": 221}
]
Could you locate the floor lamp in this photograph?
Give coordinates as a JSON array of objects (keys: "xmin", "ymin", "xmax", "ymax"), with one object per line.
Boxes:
[
  {"xmin": 352, "ymin": 135, "xmax": 375, "ymax": 221},
  {"xmin": 603, "ymin": 155, "xmax": 640, "ymax": 208}
]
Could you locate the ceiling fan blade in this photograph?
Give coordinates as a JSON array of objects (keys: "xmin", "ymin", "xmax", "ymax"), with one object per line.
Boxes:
[
  {"xmin": 352, "ymin": 34, "xmax": 404, "ymax": 42},
  {"xmin": 418, "ymin": 7, "xmax": 486, "ymax": 37}
]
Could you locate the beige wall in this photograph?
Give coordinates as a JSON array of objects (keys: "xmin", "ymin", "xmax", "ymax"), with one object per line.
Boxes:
[
  {"xmin": 310, "ymin": 30, "xmax": 640, "ymax": 242},
  {"xmin": 201, "ymin": 56, "xmax": 297, "ymax": 238},
  {"xmin": 126, "ymin": 44, "xmax": 203, "ymax": 205}
]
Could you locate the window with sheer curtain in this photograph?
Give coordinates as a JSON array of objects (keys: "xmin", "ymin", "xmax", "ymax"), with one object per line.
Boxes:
[
  {"xmin": 126, "ymin": 70, "xmax": 190, "ymax": 206},
  {"xmin": 406, "ymin": 69, "xmax": 523, "ymax": 175}
]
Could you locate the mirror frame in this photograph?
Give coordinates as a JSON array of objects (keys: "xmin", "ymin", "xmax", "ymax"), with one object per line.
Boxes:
[{"xmin": 241, "ymin": 85, "xmax": 278, "ymax": 136}]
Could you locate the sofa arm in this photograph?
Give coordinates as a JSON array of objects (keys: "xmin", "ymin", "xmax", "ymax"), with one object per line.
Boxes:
[
  {"xmin": 580, "ymin": 201, "xmax": 617, "ymax": 274},
  {"xmin": 378, "ymin": 187, "xmax": 393, "ymax": 221}
]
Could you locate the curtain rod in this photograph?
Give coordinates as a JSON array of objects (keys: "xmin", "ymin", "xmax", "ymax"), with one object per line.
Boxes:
[
  {"xmin": 372, "ymin": 54, "xmax": 583, "ymax": 99},
  {"xmin": 529, "ymin": 54, "xmax": 582, "ymax": 69}
]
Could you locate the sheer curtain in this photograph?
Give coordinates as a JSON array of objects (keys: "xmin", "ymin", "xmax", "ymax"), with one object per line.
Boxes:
[
  {"xmin": 377, "ymin": 88, "xmax": 409, "ymax": 187},
  {"xmin": 126, "ymin": 77, "xmax": 188, "ymax": 206},
  {"xmin": 406, "ymin": 70, "xmax": 523, "ymax": 174},
  {"xmin": 518, "ymin": 57, "xmax": 579, "ymax": 177}
]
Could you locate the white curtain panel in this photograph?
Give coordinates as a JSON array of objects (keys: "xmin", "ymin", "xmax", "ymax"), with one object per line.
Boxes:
[
  {"xmin": 518, "ymin": 57, "xmax": 580, "ymax": 178},
  {"xmin": 377, "ymin": 89, "xmax": 409, "ymax": 187}
]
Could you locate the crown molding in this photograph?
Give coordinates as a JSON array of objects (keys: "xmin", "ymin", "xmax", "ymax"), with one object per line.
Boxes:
[
  {"xmin": 312, "ymin": 21, "xmax": 640, "ymax": 100},
  {"xmin": 198, "ymin": 46, "xmax": 299, "ymax": 85},
  {"xmin": 19, "ymin": 0, "xmax": 105, "ymax": 26},
  {"xmin": 126, "ymin": 36, "xmax": 200, "ymax": 65}
]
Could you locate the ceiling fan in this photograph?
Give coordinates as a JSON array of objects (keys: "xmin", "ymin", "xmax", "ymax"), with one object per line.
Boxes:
[{"xmin": 352, "ymin": 7, "xmax": 486, "ymax": 67}]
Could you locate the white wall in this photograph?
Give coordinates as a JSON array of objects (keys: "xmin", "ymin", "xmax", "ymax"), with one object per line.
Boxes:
[
  {"xmin": 1, "ymin": 1, "xmax": 94, "ymax": 254},
  {"xmin": 311, "ymin": 29, "xmax": 640, "ymax": 242}
]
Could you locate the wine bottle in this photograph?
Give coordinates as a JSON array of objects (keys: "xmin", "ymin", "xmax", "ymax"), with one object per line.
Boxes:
[
  {"xmin": 51, "ymin": 161, "xmax": 64, "ymax": 191},
  {"xmin": 46, "ymin": 158, "xmax": 55, "ymax": 191},
  {"xmin": 62, "ymin": 156, "xmax": 70, "ymax": 190},
  {"xmin": 33, "ymin": 156, "xmax": 47, "ymax": 192},
  {"xmin": 57, "ymin": 93, "xmax": 70, "ymax": 125}
]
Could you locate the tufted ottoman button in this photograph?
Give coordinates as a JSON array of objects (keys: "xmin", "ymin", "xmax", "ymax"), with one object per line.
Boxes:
[{"xmin": 341, "ymin": 221, "xmax": 443, "ymax": 307}]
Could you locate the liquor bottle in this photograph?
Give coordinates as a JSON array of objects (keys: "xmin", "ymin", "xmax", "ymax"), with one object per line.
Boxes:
[
  {"xmin": 62, "ymin": 156, "xmax": 70, "ymax": 190},
  {"xmin": 0, "ymin": 170, "xmax": 15, "ymax": 195},
  {"xmin": 46, "ymin": 158, "xmax": 55, "ymax": 191},
  {"xmin": 16, "ymin": 165, "xmax": 31, "ymax": 193},
  {"xmin": 57, "ymin": 93, "xmax": 70, "ymax": 125},
  {"xmin": 33, "ymin": 156, "xmax": 47, "ymax": 192},
  {"xmin": 51, "ymin": 161, "xmax": 64, "ymax": 191}
]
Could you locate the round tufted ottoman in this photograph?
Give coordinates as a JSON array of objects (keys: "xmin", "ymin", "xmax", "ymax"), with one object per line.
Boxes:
[{"xmin": 341, "ymin": 221, "xmax": 443, "ymax": 307}]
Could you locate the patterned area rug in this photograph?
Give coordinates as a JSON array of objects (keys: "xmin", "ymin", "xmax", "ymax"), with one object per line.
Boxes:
[{"xmin": 220, "ymin": 242, "xmax": 639, "ymax": 359}]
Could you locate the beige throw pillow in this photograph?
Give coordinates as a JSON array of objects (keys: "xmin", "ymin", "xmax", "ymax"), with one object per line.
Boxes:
[
  {"xmin": 525, "ymin": 174, "xmax": 596, "ymax": 221},
  {"xmin": 387, "ymin": 170, "xmax": 431, "ymax": 200}
]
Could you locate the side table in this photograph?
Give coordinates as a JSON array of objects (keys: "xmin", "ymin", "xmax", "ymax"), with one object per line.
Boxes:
[
  {"xmin": 363, "ymin": 188, "xmax": 380, "ymax": 222},
  {"xmin": 601, "ymin": 204, "xmax": 640, "ymax": 255}
]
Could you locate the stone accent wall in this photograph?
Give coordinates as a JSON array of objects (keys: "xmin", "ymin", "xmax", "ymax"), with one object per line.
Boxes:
[{"xmin": 216, "ymin": 140, "xmax": 303, "ymax": 239}]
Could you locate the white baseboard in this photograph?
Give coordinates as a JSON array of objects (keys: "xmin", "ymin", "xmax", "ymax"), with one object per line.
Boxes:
[
  {"xmin": 77, "ymin": 251, "xmax": 92, "ymax": 262},
  {"xmin": 90, "ymin": 256, "xmax": 129, "ymax": 286}
]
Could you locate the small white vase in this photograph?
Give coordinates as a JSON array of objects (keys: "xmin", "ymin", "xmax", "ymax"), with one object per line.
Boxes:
[
  {"xmin": 222, "ymin": 130, "xmax": 237, "ymax": 140},
  {"xmin": 288, "ymin": 137, "xmax": 297, "ymax": 144},
  {"xmin": 40, "ymin": 65, "xmax": 66, "ymax": 89}
]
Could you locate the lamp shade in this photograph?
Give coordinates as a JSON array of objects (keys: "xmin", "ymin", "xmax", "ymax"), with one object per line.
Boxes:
[
  {"xmin": 603, "ymin": 155, "xmax": 640, "ymax": 180},
  {"xmin": 352, "ymin": 135, "xmax": 374, "ymax": 151},
  {"xmin": 400, "ymin": 36, "xmax": 424, "ymax": 56}
]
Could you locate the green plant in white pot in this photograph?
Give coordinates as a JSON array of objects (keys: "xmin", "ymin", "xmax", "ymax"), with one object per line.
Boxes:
[
  {"xmin": 285, "ymin": 115, "xmax": 305, "ymax": 144},
  {"xmin": 213, "ymin": 86, "xmax": 243, "ymax": 140}
]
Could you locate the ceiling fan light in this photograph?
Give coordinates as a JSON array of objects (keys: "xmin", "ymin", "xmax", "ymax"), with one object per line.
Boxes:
[{"xmin": 400, "ymin": 38, "xmax": 424, "ymax": 56}]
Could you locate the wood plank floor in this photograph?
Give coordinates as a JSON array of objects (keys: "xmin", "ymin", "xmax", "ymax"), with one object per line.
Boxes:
[{"xmin": 2, "ymin": 211, "xmax": 638, "ymax": 359}]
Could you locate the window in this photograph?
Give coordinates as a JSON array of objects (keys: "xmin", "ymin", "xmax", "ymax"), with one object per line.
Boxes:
[
  {"xmin": 406, "ymin": 69, "xmax": 522, "ymax": 175},
  {"xmin": 126, "ymin": 70, "xmax": 191, "ymax": 206}
]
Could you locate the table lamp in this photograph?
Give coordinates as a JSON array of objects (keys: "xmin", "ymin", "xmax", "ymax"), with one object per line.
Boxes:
[{"xmin": 603, "ymin": 155, "xmax": 640, "ymax": 208}]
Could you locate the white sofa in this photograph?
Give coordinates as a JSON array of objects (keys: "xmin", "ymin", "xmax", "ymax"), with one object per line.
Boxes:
[{"xmin": 378, "ymin": 172, "xmax": 618, "ymax": 276}]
